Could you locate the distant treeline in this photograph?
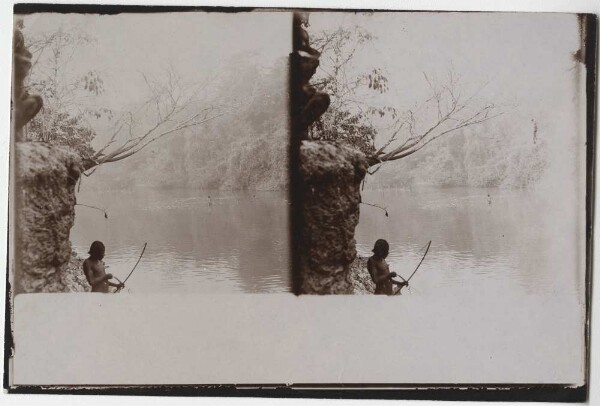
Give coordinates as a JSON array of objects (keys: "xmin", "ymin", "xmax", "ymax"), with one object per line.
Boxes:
[
  {"xmin": 85, "ymin": 55, "xmax": 289, "ymax": 192},
  {"xmin": 84, "ymin": 58, "xmax": 546, "ymax": 192},
  {"xmin": 365, "ymin": 120, "xmax": 547, "ymax": 190}
]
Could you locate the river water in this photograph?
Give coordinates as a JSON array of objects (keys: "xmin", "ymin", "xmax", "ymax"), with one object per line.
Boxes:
[
  {"xmin": 356, "ymin": 186, "xmax": 585, "ymax": 300},
  {"xmin": 71, "ymin": 189, "xmax": 291, "ymax": 293},
  {"xmin": 71, "ymin": 186, "xmax": 585, "ymax": 302}
]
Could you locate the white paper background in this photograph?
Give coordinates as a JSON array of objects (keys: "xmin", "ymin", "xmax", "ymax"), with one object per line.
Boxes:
[{"xmin": 11, "ymin": 293, "xmax": 585, "ymax": 385}]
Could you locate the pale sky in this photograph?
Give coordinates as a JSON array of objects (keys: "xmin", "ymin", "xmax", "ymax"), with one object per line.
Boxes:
[
  {"xmin": 310, "ymin": 12, "xmax": 580, "ymax": 115},
  {"xmin": 21, "ymin": 11, "xmax": 582, "ymax": 138},
  {"xmin": 309, "ymin": 12, "xmax": 585, "ymax": 194},
  {"xmin": 19, "ymin": 11, "xmax": 585, "ymax": 186},
  {"xmin": 22, "ymin": 12, "xmax": 291, "ymax": 109}
]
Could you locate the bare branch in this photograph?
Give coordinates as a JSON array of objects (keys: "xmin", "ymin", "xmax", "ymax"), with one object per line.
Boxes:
[
  {"xmin": 76, "ymin": 203, "xmax": 109, "ymax": 219},
  {"xmin": 360, "ymin": 201, "xmax": 389, "ymax": 217},
  {"xmin": 80, "ymin": 68, "xmax": 224, "ymax": 169},
  {"xmin": 367, "ymin": 72, "xmax": 502, "ymax": 167}
]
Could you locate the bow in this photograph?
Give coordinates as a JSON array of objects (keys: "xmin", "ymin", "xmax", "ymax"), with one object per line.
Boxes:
[
  {"xmin": 114, "ymin": 242, "xmax": 147, "ymax": 293},
  {"xmin": 395, "ymin": 240, "xmax": 431, "ymax": 296}
]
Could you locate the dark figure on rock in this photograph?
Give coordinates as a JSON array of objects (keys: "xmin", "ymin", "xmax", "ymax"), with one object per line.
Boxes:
[
  {"xmin": 367, "ymin": 239, "xmax": 407, "ymax": 295},
  {"xmin": 83, "ymin": 241, "xmax": 124, "ymax": 293}
]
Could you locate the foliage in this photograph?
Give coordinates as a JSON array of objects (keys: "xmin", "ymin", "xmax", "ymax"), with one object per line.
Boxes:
[
  {"xmin": 82, "ymin": 57, "xmax": 289, "ymax": 191},
  {"xmin": 311, "ymin": 109, "xmax": 377, "ymax": 155},
  {"xmin": 365, "ymin": 121, "xmax": 548, "ymax": 189},
  {"xmin": 82, "ymin": 67, "xmax": 226, "ymax": 171},
  {"xmin": 25, "ymin": 28, "xmax": 110, "ymax": 157},
  {"xmin": 308, "ymin": 26, "xmax": 395, "ymax": 156},
  {"xmin": 27, "ymin": 109, "xmax": 96, "ymax": 159},
  {"xmin": 24, "ymin": 25, "xmax": 225, "ymax": 173},
  {"xmin": 308, "ymin": 25, "xmax": 500, "ymax": 169}
]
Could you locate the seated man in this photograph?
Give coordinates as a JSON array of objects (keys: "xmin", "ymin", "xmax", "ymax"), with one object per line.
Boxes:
[
  {"xmin": 367, "ymin": 239, "xmax": 407, "ymax": 295},
  {"xmin": 82, "ymin": 241, "xmax": 124, "ymax": 293}
]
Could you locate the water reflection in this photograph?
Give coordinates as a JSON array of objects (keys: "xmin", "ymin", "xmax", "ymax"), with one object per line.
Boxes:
[{"xmin": 71, "ymin": 189, "xmax": 290, "ymax": 293}]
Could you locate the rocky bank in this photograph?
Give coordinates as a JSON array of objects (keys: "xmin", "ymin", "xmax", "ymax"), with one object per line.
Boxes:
[
  {"xmin": 13, "ymin": 142, "xmax": 84, "ymax": 293},
  {"xmin": 349, "ymin": 256, "xmax": 375, "ymax": 294},
  {"xmin": 63, "ymin": 251, "xmax": 91, "ymax": 292},
  {"xmin": 297, "ymin": 141, "xmax": 369, "ymax": 294}
]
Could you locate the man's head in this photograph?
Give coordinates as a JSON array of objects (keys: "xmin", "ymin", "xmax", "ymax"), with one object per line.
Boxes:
[
  {"xmin": 89, "ymin": 241, "xmax": 105, "ymax": 260},
  {"xmin": 372, "ymin": 239, "xmax": 389, "ymax": 259}
]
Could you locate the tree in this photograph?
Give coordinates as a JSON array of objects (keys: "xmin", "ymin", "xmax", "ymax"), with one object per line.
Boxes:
[
  {"xmin": 25, "ymin": 27, "xmax": 110, "ymax": 158},
  {"xmin": 309, "ymin": 26, "xmax": 501, "ymax": 171},
  {"xmin": 81, "ymin": 68, "xmax": 227, "ymax": 172},
  {"xmin": 308, "ymin": 25, "xmax": 384, "ymax": 155},
  {"xmin": 24, "ymin": 25, "xmax": 227, "ymax": 174}
]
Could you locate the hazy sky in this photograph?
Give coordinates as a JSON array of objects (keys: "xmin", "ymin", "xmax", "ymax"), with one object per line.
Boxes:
[
  {"xmin": 20, "ymin": 11, "xmax": 585, "ymax": 186},
  {"xmin": 22, "ymin": 12, "xmax": 291, "ymax": 109},
  {"xmin": 310, "ymin": 12, "xmax": 581, "ymax": 115},
  {"xmin": 21, "ymin": 11, "xmax": 582, "ymax": 136},
  {"xmin": 310, "ymin": 12, "xmax": 586, "ymax": 197}
]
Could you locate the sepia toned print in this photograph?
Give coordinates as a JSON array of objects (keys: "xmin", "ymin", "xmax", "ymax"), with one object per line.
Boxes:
[
  {"xmin": 5, "ymin": 6, "xmax": 594, "ymax": 400},
  {"xmin": 10, "ymin": 11, "xmax": 291, "ymax": 294},
  {"xmin": 286, "ymin": 9, "xmax": 590, "ymax": 390},
  {"xmin": 292, "ymin": 12, "xmax": 589, "ymax": 301}
]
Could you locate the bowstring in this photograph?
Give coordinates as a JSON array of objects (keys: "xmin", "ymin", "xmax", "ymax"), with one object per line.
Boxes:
[
  {"xmin": 113, "ymin": 242, "xmax": 147, "ymax": 294},
  {"xmin": 400, "ymin": 240, "xmax": 430, "ymax": 281},
  {"xmin": 396, "ymin": 240, "xmax": 431, "ymax": 296}
]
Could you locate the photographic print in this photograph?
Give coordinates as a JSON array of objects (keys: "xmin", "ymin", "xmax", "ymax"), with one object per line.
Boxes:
[
  {"xmin": 10, "ymin": 10, "xmax": 291, "ymax": 295},
  {"xmin": 4, "ymin": 3, "xmax": 596, "ymax": 402},
  {"xmin": 289, "ymin": 9, "xmax": 592, "ymax": 395},
  {"xmin": 292, "ymin": 11, "xmax": 590, "ymax": 301}
]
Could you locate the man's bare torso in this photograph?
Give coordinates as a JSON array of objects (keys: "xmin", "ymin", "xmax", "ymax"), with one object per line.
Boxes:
[
  {"xmin": 83, "ymin": 258, "xmax": 109, "ymax": 293},
  {"xmin": 367, "ymin": 256, "xmax": 393, "ymax": 295}
]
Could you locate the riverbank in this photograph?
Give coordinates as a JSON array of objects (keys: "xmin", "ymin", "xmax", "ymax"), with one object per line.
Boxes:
[
  {"xmin": 350, "ymin": 256, "xmax": 375, "ymax": 294},
  {"xmin": 62, "ymin": 251, "xmax": 90, "ymax": 292}
]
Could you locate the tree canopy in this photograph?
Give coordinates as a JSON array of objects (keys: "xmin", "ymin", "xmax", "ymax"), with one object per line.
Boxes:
[
  {"xmin": 24, "ymin": 26, "xmax": 227, "ymax": 173},
  {"xmin": 308, "ymin": 25, "xmax": 501, "ymax": 169}
]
